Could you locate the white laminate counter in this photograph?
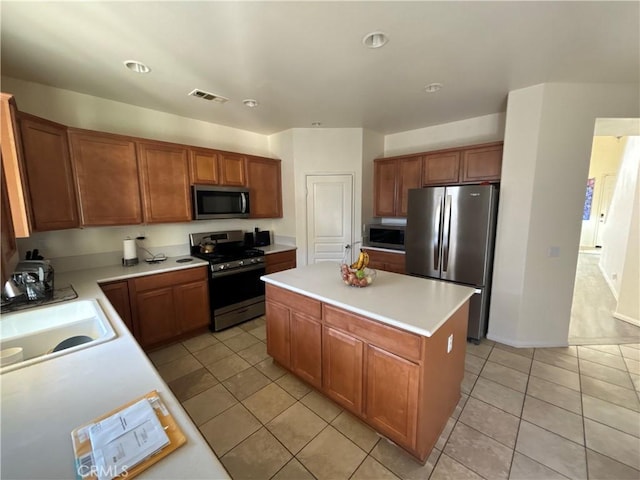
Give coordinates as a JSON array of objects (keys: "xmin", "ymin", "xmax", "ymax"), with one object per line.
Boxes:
[
  {"xmin": 0, "ymin": 256, "xmax": 230, "ymax": 480},
  {"xmin": 261, "ymin": 262, "xmax": 474, "ymax": 337},
  {"xmin": 260, "ymin": 243, "xmax": 297, "ymax": 255}
]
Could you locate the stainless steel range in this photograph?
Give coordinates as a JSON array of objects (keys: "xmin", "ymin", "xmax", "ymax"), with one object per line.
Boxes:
[{"xmin": 189, "ymin": 230, "xmax": 265, "ymax": 331}]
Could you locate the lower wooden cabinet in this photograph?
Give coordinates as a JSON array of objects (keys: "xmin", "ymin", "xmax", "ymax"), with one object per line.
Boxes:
[
  {"xmin": 265, "ymin": 249, "xmax": 296, "ymax": 274},
  {"xmin": 363, "ymin": 249, "xmax": 405, "ymax": 274},
  {"xmin": 99, "ymin": 280, "xmax": 133, "ymax": 333},
  {"xmin": 322, "ymin": 326, "xmax": 364, "ymax": 414},
  {"xmin": 99, "ymin": 266, "xmax": 210, "ymax": 349},
  {"xmin": 265, "ymin": 283, "xmax": 469, "ymax": 463}
]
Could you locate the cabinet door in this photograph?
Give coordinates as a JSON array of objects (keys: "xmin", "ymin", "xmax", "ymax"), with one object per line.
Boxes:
[
  {"xmin": 290, "ymin": 312, "xmax": 322, "ymax": 389},
  {"xmin": 396, "ymin": 157, "xmax": 422, "ymax": 217},
  {"xmin": 174, "ymin": 280, "xmax": 210, "ymax": 333},
  {"xmin": 218, "ymin": 152, "xmax": 246, "ymax": 186},
  {"xmin": 100, "ymin": 281, "xmax": 134, "ymax": 333},
  {"xmin": 365, "ymin": 345, "xmax": 419, "ymax": 448},
  {"xmin": 363, "ymin": 249, "xmax": 406, "ymax": 275},
  {"xmin": 247, "ymin": 156, "xmax": 282, "ymax": 218},
  {"xmin": 19, "ymin": 115, "xmax": 79, "ymax": 231},
  {"xmin": 266, "ymin": 300, "xmax": 291, "ymax": 368},
  {"xmin": 322, "ymin": 326, "xmax": 364, "ymax": 414},
  {"xmin": 1, "ymin": 160, "xmax": 18, "ymax": 284},
  {"xmin": 373, "ymin": 159, "xmax": 397, "ymax": 217},
  {"xmin": 137, "ymin": 141, "xmax": 191, "ymax": 223},
  {"xmin": 134, "ymin": 287, "xmax": 179, "ymax": 348},
  {"xmin": 189, "ymin": 148, "xmax": 219, "ymax": 184},
  {"xmin": 461, "ymin": 144, "xmax": 502, "ymax": 183},
  {"xmin": 69, "ymin": 130, "xmax": 142, "ymax": 226},
  {"xmin": 265, "ymin": 250, "xmax": 297, "ymax": 274},
  {"xmin": 422, "ymin": 151, "xmax": 461, "ymax": 186}
]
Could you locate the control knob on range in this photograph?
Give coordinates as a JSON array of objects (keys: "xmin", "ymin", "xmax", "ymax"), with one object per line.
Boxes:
[{"xmin": 239, "ymin": 260, "xmax": 244, "ymax": 266}]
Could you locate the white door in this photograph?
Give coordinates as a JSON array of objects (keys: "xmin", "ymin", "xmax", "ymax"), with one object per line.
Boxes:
[
  {"xmin": 595, "ymin": 174, "xmax": 616, "ymax": 247},
  {"xmin": 306, "ymin": 174, "xmax": 353, "ymax": 264}
]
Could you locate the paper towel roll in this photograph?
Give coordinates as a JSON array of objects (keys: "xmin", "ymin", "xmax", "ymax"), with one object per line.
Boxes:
[{"xmin": 123, "ymin": 239, "xmax": 137, "ymax": 261}]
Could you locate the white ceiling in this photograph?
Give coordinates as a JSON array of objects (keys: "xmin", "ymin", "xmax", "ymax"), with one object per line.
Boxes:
[{"xmin": 1, "ymin": 1, "xmax": 638, "ymax": 136}]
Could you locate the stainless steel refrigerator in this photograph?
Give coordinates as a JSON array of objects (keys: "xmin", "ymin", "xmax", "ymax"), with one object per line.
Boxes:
[{"xmin": 405, "ymin": 185, "xmax": 498, "ymax": 341}]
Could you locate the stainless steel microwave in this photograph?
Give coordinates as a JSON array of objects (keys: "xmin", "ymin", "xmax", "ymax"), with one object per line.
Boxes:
[
  {"xmin": 365, "ymin": 224, "xmax": 405, "ymax": 250},
  {"xmin": 192, "ymin": 185, "xmax": 250, "ymax": 220}
]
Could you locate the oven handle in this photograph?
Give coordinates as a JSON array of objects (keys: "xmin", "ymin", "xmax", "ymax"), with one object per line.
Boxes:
[{"xmin": 211, "ymin": 264, "xmax": 266, "ymax": 279}]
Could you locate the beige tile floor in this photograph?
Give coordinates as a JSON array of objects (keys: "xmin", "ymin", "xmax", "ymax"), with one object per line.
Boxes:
[{"xmin": 149, "ymin": 318, "xmax": 640, "ymax": 480}]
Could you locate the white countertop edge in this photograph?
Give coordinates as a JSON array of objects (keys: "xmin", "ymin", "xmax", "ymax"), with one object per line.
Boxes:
[
  {"xmin": 262, "ymin": 277, "xmax": 472, "ymax": 338},
  {"xmin": 261, "ymin": 244, "xmax": 297, "ymax": 254},
  {"xmin": 361, "ymin": 246, "xmax": 405, "ymax": 254}
]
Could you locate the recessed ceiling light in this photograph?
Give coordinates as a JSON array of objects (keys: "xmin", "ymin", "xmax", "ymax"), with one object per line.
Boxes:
[
  {"xmin": 362, "ymin": 31, "xmax": 389, "ymax": 49},
  {"xmin": 243, "ymin": 99, "xmax": 259, "ymax": 108},
  {"xmin": 424, "ymin": 83, "xmax": 443, "ymax": 93},
  {"xmin": 312, "ymin": 122, "xmax": 322, "ymax": 127},
  {"xmin": 123, "ymin": 60, "xmax": 151, "ymax": 73}
]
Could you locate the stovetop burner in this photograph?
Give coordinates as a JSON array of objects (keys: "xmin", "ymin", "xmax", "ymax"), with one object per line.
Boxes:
[
  {"xmin": 192, "ymin": 248, "xmax": 264, "ymax": 264},
  {"xmin": 189, "ymin": 230, "xmax": 266, "ymax": 272}
]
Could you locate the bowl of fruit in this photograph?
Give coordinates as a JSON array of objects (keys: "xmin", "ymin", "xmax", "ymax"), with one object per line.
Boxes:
[{"xmin": 340, "ymin": 250, "xmax": 376, "ymax": 288}]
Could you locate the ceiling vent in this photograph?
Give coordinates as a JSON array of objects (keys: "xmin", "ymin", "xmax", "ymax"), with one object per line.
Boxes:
[{"xmin": 188, "ymin": 89, "xmax": 229, "ymax": 103}]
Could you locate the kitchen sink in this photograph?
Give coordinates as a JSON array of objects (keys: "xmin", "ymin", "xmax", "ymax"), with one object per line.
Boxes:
[{"xmin": 0, "ymin": 299, "xmax": 116, "ymax": 374}]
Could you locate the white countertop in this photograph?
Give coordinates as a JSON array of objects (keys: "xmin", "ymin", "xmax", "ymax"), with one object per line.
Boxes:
[
  {"xmin": 261, "ymin": 243, "xmax": 297, "ymax": 254},
  {"xmin": 0, "ymin": 256, "xmax": 230, "ymax": 480},
  {"xmin": 361, "ymin": 245, "xmax": 405, "ymax": 254},
  {"xmin": 261, "ymin": 262, "xmax": 474, "ymax": 337}
]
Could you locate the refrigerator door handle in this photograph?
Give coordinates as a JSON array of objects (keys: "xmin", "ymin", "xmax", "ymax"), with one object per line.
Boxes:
[
  {"xmin": 433, "ymin": 195, "xmax": 443, "ymax": 269},
  {"xmin": 442, "ymin": 194, "xmax": 452, "ymax": 271}
]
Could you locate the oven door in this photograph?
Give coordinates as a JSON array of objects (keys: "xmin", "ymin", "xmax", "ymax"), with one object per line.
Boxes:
[{"xmin": 209, "ymin": 264, "xmax": 265, "ymax": 330}]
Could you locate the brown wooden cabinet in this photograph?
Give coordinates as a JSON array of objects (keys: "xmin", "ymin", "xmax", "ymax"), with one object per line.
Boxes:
[
  {"xmin": 461, "ymin": 144, "xmax": 503, "ymax": 183},
  {"xmin": 363, "ymin": 249, "xmax": 405, "ymax": 274},
  {"xmin": 374, "ymin": 156, "xmax": 422, "ymax": 217},
  {"xmin": 128, "ymin": 267, "xmax": 209, "ymax": 349},
  {"xmin": 247, "ymin": 156, "xmax": 282, "ymax": 218},
  {"xmin": 290, "ymin": 312, "xmax": 322, "ymax": 389},
  {"xmin": 68, "ymin": 130, "xmax": 142, "ymax": 226},
  {"xmin": 99, "ymin": 281, "xmax": 134, "ymax": 333},
  {"xmin": 218, "ymin": 152, "xmax": 246, "ymax": 186},
  {"xmin": 422, "ymin": 151, "xmax": 461, "ymax": 186},
  {"xmin": 322, "ymin": 326, "xmax": 364, "ymax": 415},
  {"xmin": 265, "ymin": 249, "xmax": 297, "ymax": 274},
  {"xmin": 265, "ymin": 283, "xmax": 469, "ymax": 463},
  {"xmin": 189, "ymin": 147, "xmax": 219, "ymax": 184},
  {"xmin": 137, "ymin": 141, "xmax": 191, "ymax": 223},
  {"xmin": 19, "ymin": 114, "xmax": 79, "ymax": 231},
  {"xmin": 1, "ymin": 160, "xmax": 18, "ymax": 284}
]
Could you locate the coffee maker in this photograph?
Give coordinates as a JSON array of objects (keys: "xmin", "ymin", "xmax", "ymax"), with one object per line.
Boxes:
[{"xmin": 3, "ymin": 260, "xmax": 54, "ymax": 302}]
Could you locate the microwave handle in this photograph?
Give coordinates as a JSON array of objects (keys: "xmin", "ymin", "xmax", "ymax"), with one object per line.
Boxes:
[{"xmin": 240, "ymin": 192, "xmax": 248, "ymax": 213}]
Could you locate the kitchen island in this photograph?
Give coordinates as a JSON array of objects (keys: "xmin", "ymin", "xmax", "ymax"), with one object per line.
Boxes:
[{"xmin": 261, "ymin": 262, "xmax": 475, "ymax": 463}]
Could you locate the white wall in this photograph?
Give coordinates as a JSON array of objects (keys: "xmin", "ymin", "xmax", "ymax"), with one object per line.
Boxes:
[
  {"xmin": 2, "ymin": 76, "xmax": 295, "ymax": 270},
  {"xmin": 384, "ymin": 113, "xmax": 506, "ymax": 156},
  {"xmin": 600, "ymin": 136, "xmax": 640, "ymax": 325},
  {"xmin": 489, "ymin": 83, "xmax": 640, "ymax": 347},
  {"xmin": 579, "ymin": 137, "xmax": 625, "ymax": 247}
]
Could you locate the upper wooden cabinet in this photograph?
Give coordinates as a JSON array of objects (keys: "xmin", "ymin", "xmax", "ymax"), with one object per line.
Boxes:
[
  {"xmin": 461, "ymin": 143, "xmax": 503, "ymax": 183},
  {"xmin": 247, "ymin": 156, "xmax": 282, "ymax": 218},
  {"xmin": 1, "ymin": 160, "xmax": 19, "ymax": 284},
  {"xmin": 422, "ymin": 142, "xmax": 503, "ymax": 186},
  {"xmin": 68, "ymin": 129, "xmax": 142, "ymax": 226},
  {"xmin": 189, "ymin": 147, "xmax": 219, "ymax": 185},
  {"xmin": 137, "ymin": 141, "xmax": 191, "ymax": 223},
  {"xmin": 18, "ymin": 114, "xmax": 79, "ymax": 231},
  {"xmin": 218, "ymin": 152, "xmax": 246, "ymax": 186},
  {"xmin": 0, "ymin": 94, "xmax": 30, "ymax": 237},
  {"xmin": 374, "ymin": 156, "xmax": 422, "ymax": 217},
  {"xmin": 422, "ymin": 151, "xmax": 461, "ymax": 186}
]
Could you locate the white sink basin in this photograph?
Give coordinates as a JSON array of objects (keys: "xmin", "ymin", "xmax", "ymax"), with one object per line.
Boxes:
[{"xmin": 0, "ymin": 299, "xmax": 116, "ymax": 374}]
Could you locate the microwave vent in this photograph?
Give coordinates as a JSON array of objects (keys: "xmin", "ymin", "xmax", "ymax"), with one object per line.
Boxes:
[{"xmin": 188, "ymin": 89, "xmax": 229, "ymax": 103}]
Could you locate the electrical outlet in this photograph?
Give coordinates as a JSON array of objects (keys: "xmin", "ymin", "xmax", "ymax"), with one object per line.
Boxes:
[{"xmin": 447, "ymin": 334, "xmax": 453, "ymax": 353}]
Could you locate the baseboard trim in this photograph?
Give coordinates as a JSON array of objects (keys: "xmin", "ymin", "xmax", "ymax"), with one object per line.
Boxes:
[
  {"xmin": 613, "ymin": 311, "xmax": 640, "ymax": 327},
  {"xmin": 598, "ymin": 262, "xmax": 620, "ymax": 301},
  {"xmin": 486, "ymin": 333, "xmax": 569, "ymax": 349}
]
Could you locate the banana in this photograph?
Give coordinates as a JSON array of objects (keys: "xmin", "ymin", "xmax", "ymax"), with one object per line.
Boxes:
[
  {"xmin": 350, "ymin": 250, "xmax": 365, "ymax": 270},
  {"xmin": 362, "ymin": 250, "xmax": 369, "ymax": 268}
]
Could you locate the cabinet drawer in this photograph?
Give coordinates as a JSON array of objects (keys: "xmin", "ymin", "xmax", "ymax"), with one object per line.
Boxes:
[
  {"xmin": 133, "ymin": 266, "xmax": 207, "ymax": 292},
  {"xmin": 266, "ymin": 284, "xmax": 322, "ymax": 319},
  {"xmin": 323, "ymin": 304, "xmax": 422, "ymax": 362}
]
